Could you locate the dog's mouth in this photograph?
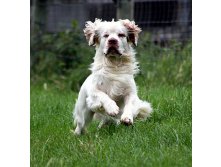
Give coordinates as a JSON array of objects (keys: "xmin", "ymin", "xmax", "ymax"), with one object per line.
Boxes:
[{"xmin": 105, "ymin": 47, "xmax": 122, "ymax": 56}]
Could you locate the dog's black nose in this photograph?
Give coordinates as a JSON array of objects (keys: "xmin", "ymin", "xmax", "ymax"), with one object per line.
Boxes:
[{"xmin": 108, "ymin": 38, "xmax": 118, "ymax": 45}]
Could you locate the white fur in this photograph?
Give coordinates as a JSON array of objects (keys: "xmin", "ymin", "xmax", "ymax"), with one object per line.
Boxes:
[{"xmin": 73, "ymin": 19, "xmax": 152, "ymax": 135}]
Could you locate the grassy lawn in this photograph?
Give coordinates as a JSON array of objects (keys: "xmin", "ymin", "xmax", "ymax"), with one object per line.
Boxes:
[{"xmin": 31, "ymin": 85, "xmax": 192, "ymax": 167}]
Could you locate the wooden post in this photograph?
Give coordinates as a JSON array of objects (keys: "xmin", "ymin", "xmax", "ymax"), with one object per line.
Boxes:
[
  {"xmin": 116, "ymin": 0, "xmax": 134, "ymax": 20},
  {"xmin": 31, "ymin": 0, "xmax": 47, "ymax": 32},
  {"xmin": 31, "ymin": 0, "xmax": 37, "ymax": 33},
  {"xmin": 177, "ymin": 0, "xmax": 190, "ymax": 39}
]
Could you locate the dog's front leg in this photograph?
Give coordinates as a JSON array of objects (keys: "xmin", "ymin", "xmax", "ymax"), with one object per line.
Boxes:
[
  {"xmin": 121, "ymin": 94, "xmax": 137, "ymax": 125},
  {"xmin": 87, "ymin": 90, "xmax": 119, "ymax": 117}
]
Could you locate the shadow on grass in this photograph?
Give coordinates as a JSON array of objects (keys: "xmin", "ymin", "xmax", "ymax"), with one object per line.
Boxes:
[{"xmin": 73, "ymin": 122, "xmax": 137, "ymax": 139}]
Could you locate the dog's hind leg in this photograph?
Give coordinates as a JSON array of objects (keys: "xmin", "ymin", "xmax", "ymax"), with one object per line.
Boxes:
[
  {"xmin": 73, "ymin": 90, "xmax": 94, "ymax": 135},
  {"xmin": 73, "ymin": 105, "xmax": 94, "ymax": 135}
]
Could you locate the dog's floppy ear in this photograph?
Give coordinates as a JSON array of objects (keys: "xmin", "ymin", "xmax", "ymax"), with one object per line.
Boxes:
[
  {"xmin": 120, "ymin": 19, "xmax": 142, "ymax": 46},
  {"xmin": 83, "ymin": 18, "xmax": 101, "ymax": 46}
]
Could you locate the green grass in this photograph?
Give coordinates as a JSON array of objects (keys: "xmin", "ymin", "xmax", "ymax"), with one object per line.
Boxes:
[{"xmin": 31, "ymin": 85, "xmax": 192, "ymax": 167}]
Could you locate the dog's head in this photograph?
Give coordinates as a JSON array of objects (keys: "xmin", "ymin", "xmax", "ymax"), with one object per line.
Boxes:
[{"xmin": 83, "ymin": 19, "xmax": 141, "ymax": 57}]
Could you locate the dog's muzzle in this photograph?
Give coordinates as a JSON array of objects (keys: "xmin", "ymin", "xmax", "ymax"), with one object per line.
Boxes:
[
  {"xmin": 105, "ymin": 38, "xmax": 121, "ymax": 56},
  {"xmin": 106, "ymin": 47, "xmax": 121, "ymax": 56}
]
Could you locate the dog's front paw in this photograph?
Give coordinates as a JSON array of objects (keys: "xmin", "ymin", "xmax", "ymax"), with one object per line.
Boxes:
[
  {"xmin": 121, "ymin": 115, "xmax": 133, "ymax": 126},
  {"xmin": 86, "ymin": 97, "xmax": 103, "ymax": 112},
  {"xmin": 104, "ymin": 101, "xmax": 119, "ymax": 117}
]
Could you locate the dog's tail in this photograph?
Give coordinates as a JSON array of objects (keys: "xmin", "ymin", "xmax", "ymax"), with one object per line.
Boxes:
[{"xmin": 136, "ymin": 100, "xmax": 153, "ymax": 119}]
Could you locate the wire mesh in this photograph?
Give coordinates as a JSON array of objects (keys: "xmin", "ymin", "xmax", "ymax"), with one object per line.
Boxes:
[
  {"xmin": 31, "ymin": 0, "xmax": 192, "ymax": 42},
  {"xmin": 30, "ymin": 0, "xmax": 192, "ymax": 88}
]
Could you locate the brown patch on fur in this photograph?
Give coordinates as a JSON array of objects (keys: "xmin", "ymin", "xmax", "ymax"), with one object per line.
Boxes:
[
  {"xmin": 83, "ymin": 19, "xmax": 101, "ymax": 46},
  {"xmin": 120, "ymin": 19, "xmax": 142, "ymax": 46}
]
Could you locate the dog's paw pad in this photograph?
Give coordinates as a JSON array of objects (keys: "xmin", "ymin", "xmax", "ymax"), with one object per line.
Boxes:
[
  {"xmin": 121, "ymin": 117, "xmax": 133, "ymax": 126},
  {"xmin": 108, "ymin": 109, "xmax": 119, "ymax": 117},
  {"xmin": 107, "ymin": 110, "xmax": 118, "ymax": 117}
]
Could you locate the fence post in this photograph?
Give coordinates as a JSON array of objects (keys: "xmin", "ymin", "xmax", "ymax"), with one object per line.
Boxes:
[
  {"xmin": 31, "ymin": 0, "xmax": 37, "ymax": 33},
  {"xmin": 177, "ymin": 0, "xmax": 190, "ymax": 40},
  {"xmin": 31, "ymin": 0, "xmax": 47, "ymax": 32},
  {"xmin": 116, "ymin": 0, "xmax": 134, "ymax": 20}
]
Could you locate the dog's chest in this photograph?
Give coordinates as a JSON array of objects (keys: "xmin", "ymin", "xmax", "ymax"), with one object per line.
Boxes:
[{"xmin": 97, "ymin": 75, "xmax": 131, "ymax": 101}]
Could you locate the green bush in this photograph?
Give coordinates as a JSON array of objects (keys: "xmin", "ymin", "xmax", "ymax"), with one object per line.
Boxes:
[
  {"xmin": 31, "ymin": 22, "xmax": 94, "ymax": 91},
  {"xmin": 31, "ymin": 25, "xmax": 192, "ymax": 91},
  {"xmin": 136, "ymin": 34, "xmax": 192, "ymax": 87}
]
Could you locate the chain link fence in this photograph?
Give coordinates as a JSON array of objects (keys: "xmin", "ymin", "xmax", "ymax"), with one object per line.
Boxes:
[
  {"xmin": 31, "ymin": 0, "xmax": 192, "ymax": 89},
  {"xmin": 31, "ymin": 0, "xmax": 191, "ymax": 43}
]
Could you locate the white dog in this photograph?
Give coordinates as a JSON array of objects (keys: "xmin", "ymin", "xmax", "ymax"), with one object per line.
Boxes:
[{"xmin": 73, "ymin": 19, "xmax": 152, "ymax": 135}]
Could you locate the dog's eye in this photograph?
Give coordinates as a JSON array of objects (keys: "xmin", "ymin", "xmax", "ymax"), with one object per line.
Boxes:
[
  {"xmin": 103, "ymin": 34, "xmax": 109, "ymax": 38},
  {"xmin": 118, "ymin": 33, "xmax": 126, "ymax": 37}
]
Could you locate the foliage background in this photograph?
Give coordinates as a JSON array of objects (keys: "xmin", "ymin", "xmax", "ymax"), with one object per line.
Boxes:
[{"xmin": 31, "ymin": 22, "xmax": 192, "ymax": 91}]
